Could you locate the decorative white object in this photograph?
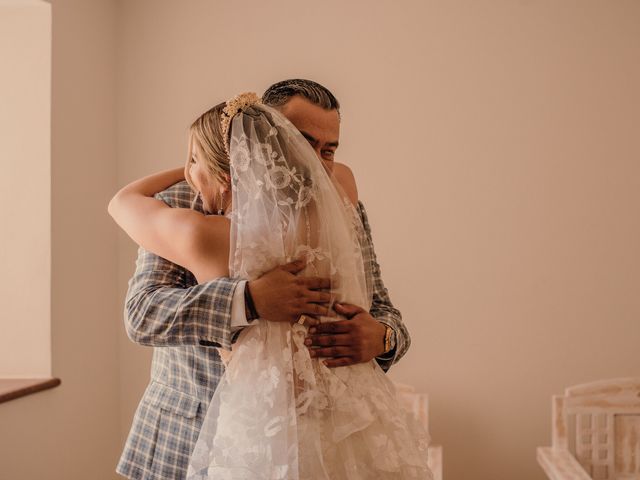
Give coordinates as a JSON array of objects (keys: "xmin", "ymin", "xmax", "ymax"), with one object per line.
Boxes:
[
  {"xmin": 395, "ymin": 382, "xmax": 444, "ymax": 480},
  {"xmin": 537, "ymin": 377, "xmax": 640, "ymax": 480}
]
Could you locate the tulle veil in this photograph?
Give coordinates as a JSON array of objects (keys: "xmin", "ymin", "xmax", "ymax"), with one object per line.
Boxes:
[{"xmin": 186, "ymin": 103, "xmax": 431, "ymax": 480}]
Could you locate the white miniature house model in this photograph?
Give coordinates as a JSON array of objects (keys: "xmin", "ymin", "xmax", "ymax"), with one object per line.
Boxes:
[{"xmin": 537, "ymin": 377, "xmax": 640, "ymax": 480}]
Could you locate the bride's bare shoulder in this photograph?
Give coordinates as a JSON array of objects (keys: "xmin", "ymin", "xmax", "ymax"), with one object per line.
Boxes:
[
  {"xmin": 178, "ymin": 212, "xmax": 230, "ymax": 281},
  {"xmin": 332, "ymin": 162, "xmax": 358, "ymax": 206},
  {"xmin": 189, "ymin": 214, "xmax": 230, "ymax": 252}
]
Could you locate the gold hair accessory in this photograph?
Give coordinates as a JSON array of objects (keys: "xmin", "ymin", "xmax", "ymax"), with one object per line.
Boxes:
[{"xmin": 220, "ymin": 92, "xmax": 262, "ymax": 155}]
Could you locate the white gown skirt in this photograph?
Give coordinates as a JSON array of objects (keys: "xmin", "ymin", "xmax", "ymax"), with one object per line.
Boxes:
[{"xmin": 186, "ymin": 318, "xmax": 433, "ymax": 480}]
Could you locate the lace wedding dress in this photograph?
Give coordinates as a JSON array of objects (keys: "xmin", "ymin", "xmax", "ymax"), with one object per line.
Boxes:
[{"xmin": 186, "ymin": 103, "xmax": 433, "ymax": 480}]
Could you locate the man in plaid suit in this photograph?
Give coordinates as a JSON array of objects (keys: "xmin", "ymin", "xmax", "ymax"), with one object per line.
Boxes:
[{"xmin": 116, "ymin": 80, "xmax": 411, "ymax": 480}]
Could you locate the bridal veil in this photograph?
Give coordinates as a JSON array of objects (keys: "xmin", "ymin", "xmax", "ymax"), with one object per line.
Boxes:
[{"xmin": 187, "ymin": 103, "xmax": 431, "ymax": 480}]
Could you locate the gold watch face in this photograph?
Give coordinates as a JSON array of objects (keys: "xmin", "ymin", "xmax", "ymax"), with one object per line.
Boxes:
[{"xmin": 384, "ymin": 326, "xmax": 392, "ymax": 352}]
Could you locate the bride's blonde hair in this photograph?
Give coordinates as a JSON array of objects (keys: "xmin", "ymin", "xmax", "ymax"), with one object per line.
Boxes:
[{"xmin": 184, "ymin": 102, "xmax": 231, "ymax": 194}]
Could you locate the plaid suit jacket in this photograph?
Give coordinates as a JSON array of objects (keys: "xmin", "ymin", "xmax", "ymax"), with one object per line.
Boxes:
[{"xmin": 116, "ymin": 181, "xmax": 410, "ymax": 480}]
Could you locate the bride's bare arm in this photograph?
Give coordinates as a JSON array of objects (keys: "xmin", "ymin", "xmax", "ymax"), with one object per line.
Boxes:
[{"xmin": 108, "ymin": 168, "xmax": 228, "ymax": 280}]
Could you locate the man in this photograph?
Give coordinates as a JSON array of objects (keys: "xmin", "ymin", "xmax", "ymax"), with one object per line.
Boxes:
[{"xmin": 116, "ymin": 79, "xmax": 410, "ymax": 480}]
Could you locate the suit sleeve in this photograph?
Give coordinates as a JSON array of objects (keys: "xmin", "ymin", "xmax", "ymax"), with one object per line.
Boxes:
[
  {"xmin": 357, "ymin": 201, "xmax": 411, "ymax": 372},
  {"xmin": 122, "ymin": 183, "xmax": 242, "ymax": 350}
]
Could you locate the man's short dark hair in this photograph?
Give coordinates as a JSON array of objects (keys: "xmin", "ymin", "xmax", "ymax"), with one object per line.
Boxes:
[{"xmin": 262, "ymin": 79, "xmax": 340, "ymax": 112}]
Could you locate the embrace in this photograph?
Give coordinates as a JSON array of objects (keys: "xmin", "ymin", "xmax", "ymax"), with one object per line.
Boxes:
[{"xmin": 109, "ymin": 79, "xmax": 432, "ymax": 479}]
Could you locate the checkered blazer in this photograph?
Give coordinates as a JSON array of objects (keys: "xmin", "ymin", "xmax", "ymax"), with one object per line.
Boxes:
[{"xmin": 116, "ymin": 181, "xmax": 410, "ymax": 480}]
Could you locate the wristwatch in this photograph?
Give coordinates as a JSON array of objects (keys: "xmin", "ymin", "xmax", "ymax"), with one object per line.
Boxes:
[{"xmin": 382, "ymin": 325, "xmax": 396, "ymax": 354}]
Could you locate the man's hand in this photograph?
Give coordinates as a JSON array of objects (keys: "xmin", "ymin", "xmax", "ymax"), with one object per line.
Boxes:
[
  {"xmin": 248, "ymin": 259, "xmax": 332, "ymax": 324},
  {"xmin": 304, "ymin": 302, "xmax": 387, "ymax": 368}
]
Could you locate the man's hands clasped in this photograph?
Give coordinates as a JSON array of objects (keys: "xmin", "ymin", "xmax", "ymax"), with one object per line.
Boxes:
[
  {"xmin": 248, "ymin": 258, "xmax": 388, "ymax": 368},
  {"xmin": 304, "ymin": 303, "xmax": 387, "ymax": 368},
  {"xmin": 247, "ymin": 258, "xmax": 332, "ymax": 325}
]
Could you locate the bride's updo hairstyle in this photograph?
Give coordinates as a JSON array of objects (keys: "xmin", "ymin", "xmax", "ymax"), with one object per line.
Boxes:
[
  {"xmin": 185, "ymin": 93, "xmax": 263, "ymax": 196},
  {"xmin": 184, "ymin": 102, "xmax": 230, "ymax": 194}
]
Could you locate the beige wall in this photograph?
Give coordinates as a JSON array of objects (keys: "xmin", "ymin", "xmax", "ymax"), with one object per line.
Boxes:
[
  {"xmin": 0, "ymin": 0, "xmax": 121, "ymax": 478},
  {"xmin": 0, "ymin": 2, "xmax": 51, "ymax": 377},
  {"xmin": 115, "ymin": 2, "xmax": 640, "ymax": 480},
  {"xmin": 1, "ymin": 1, "xmax": 638, "ymax": 479}
]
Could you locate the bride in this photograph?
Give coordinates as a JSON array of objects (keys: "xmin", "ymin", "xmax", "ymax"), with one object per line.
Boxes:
[{"xmin": 109, "ymin": 92, "xmax": 432, "ymax": 479}]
